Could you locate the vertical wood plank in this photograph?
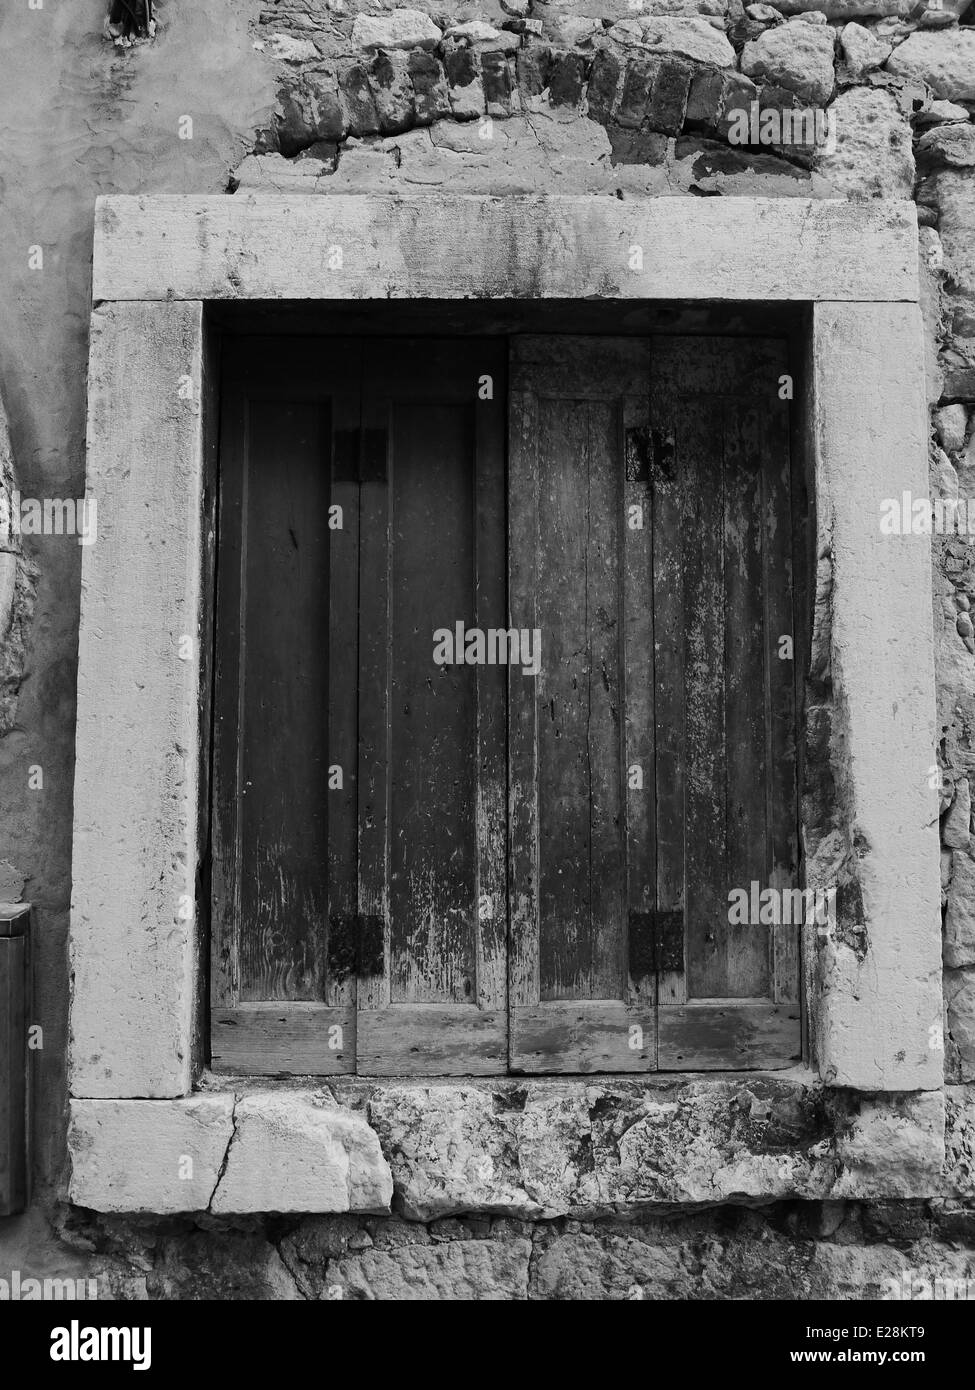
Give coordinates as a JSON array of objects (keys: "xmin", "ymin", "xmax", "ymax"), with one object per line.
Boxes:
[
  {"xmin": 724, "ymin": 402, "xmax": 771, "ymax": 999},
  {"xmin": 508, "ymin": 384, "xmax": 540, "ymax": 1012},
  {"xmin": 682, "ymin": 402, "xmax": 729, "ymax": 1000},
  {"xmin": 587, "ymin": 401, "xmax": 626, "ymax": 1000},
  {"xmin": 509, "ymin": 338, "xmax": 655, "ymax": 1072},
  {"xmin": 238, "ymin": 398, "xmax": 331, "ymax": 1000},
  {"xmin": 648, "ymin": 411, "xmax": 686, "ymax": 1007},
  {"xmin": 766, "ymin": 392, "xmax": 801, "ymax": 1005},
  {"xmin": 537, "ymin": 396, "xmax": 595, "ymax": 998},
  {"xmin": 388, "ymin": 400, "xmax": 477, "ymax": 1004},
  {"xmin": 474, "ymin": 350, "xmax": 509, "ymax": 1012},
  {"xmin": 326, "ymin": 346, "xmax": 362, "ymax": 1010},
  {"xmin": 357, "ymin": 391, "xmax": 391, "ymax": 1012},
  {"xmin": 622, "ymin": 398, "xmax": 655, "ymax": 1010},
  {"xmin": 356, "ymin": 341, "xmax": 507, "ymax": 1072}
]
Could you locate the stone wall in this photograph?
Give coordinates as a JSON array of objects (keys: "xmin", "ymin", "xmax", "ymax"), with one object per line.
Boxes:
[{"xmin": 1, "ymin": 0, "xmax": 975, "ymax": 1298}]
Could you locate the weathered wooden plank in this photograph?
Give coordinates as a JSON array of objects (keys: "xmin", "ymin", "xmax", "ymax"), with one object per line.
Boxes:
[
  {"xmin": 647, "ymin": 405, "xmax": 686, "ymax": 1007},
  {"xmin": 623, "ymin": 383, "xmax": 654, "ymax": 1010},
  {"xmin": 650, "ymin": 335, "xmax": 802, "ymax": 1064},
  {"xmin": 588, "ymin": 400, "xmax": 626, "ymax": 999},
  {"xmin": 724, "ymin": 401, "xmax": 772, "ymax": 999},
  {"xmin": 657, "ymin": 1001, "xmax": 801, "ymax": 1071},
  {"xmin": 765, "ymin": 385, "xmax": 801, "ymax": 1007},
  {"xmin": 326, "ymin": 346, "xmax": 362, "ymax": 1010},
  {"xmin": 357, "ymin": 1006, "xmax": 507, "ymax": 1076},
  {"xmin": 356, "ymin": 387, "xmax": 391, "ymax": 1013},
  {"xmin": 389, "ymin": 398, "xmax": 477, "ymax": 1004},
  {"xmin": 238, "ymin": 399, "xmax": 331, "ymax": 1000},
  {"xmin": 474, "ymin": 348, "xmax": 508, "ymax": 1013},
  {"xmin": 93, "ymin": 195, "xmax": 919, "ymax": 305},
  {"xmin": 211, "ymin": 1004, "xmax": 355, "ymax": 1075},
  {"xmin": 212, "ymin": 343, "xmax": 363, "ymax": 1014},
  {"xmin": 537, "ymin": 394, "xmax": 594, "ymax": 998},
  {"xmin": 357, "ymin": 342, "xmax": 508, "ymax": 1066},
  {"xmin": 508, "ymin": 384, "xmax": 540, "ymax": 1011},
  {"xmin": 510, "ymin": 1002, "xmax": 656, "ymax": 1074},
  {"xmin": 508, "ymin": 338, "xmax": 654, "ymax": 1072},
  {"xmin": 682, "ymin": 401, "xmax": 728, "ymax": 1001}
]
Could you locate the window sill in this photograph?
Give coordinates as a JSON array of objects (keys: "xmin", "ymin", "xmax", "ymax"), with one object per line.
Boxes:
[{"xmin": 68, "ymin": 1071, "xmax": 963, "ymax": 1218}]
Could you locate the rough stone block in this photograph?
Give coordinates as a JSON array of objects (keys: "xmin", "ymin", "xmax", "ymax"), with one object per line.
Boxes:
[
  {"xmin": 647, "ymin": 56, "xmax": 691, "ymax": 134},
  {"xmin": 443, "ymin": 44, "xmax": 485, "ymax": 119},
  {"xmin": 919, "ymin": 123, "xmax": 975, "ymax": 171},
  {"xmin": 838, "ymin": 21, "xmax": 891, "ymax": 79},
  {"xmin": 352, "ymin": 9, "xmax": 441, "ymax": 52},
  {"xmin": 330, "ymin": 1239, "xmax": 532, "ymax": 1300},
  {"xmin": 618, "ymin": 56, "xmax": 656, "ymax": 130},
  {"xmin": 69, "ymin": 1097, "xmax": 234, "ymax": 1213},
  {"xmin": 212, "ymin": 1092, "xmax": 393, "ymax": 1215},
  {"xmin": 831, "ymin": 1092, "xmax": 946, "ymax": 1198},
  {"xmin": 481, "ymin": 49, "xmax": 515, "ymax": 117},
  {"xmin": 585, "ymin": 49, "xmax": 622, "ymax": 125},
  {"xmin": 947, "ymin": 971, "xmax": 975, "ymax": 1079},
  {"xmin": 946, "ymin": 849, "xmax": 975, "ymax": 967},
  {"xmin": 639, "ymin": 16, "xmax": 736, "ymax": 67},
  {"xmin": 408, "ymin": 50, "xmax": 451, "ymax": 125},
  {"xmin": 742, "ymin": 23, "xmax": 836, "ymax": 104},
  {"xmin": 607, "ymin": 125, "xmax": 670, "ymax": 165},
  {"xmin": 816, "ymin": 87, "xmax": 914, "ymax": 201},
  {"xmin": 339, "ymin": 62, "xmax": 381, "ymax": 136},
  {"xmin": 547, "ymin": 51, "xmax": 590, "ymax": 109},
  {"xmin": 368, "ymin": 51, "xmax": 416, "ymax": 134},
  {"xmin": 516, "ymin": 42, "xmax": 551, "ymax": 100},
  {"xmin": 888, "ymin": 30, "xmax": 975, "ymax": 103}
]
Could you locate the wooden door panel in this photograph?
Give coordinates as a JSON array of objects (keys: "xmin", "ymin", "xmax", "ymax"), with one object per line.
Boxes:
[{"xmin": 508, "ymin": 337, "xmax": 656, "ymax": 1073}]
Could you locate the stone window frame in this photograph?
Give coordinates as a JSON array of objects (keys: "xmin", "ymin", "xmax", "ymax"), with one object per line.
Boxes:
[{"xmin": 67, "ymin": 193, "xmax": 943, "ymax": 1213}]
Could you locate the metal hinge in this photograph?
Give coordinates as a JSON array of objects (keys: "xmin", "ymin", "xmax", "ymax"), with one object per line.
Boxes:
[
  {"xmin": 628, "ymin": 906, "xmax": 685, "ymax": 978},
  {"xmin": 329, "ymin": 911, "xmax": 386, "ymax": 978}
]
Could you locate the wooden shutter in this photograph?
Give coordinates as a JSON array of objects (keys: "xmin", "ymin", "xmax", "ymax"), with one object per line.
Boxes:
[
  {"xmin": 650, "ymin": 337, "xmax": 801, "ymax": 1068},
  {"xmin": 508, "ymin": 338, "xmax": 656, "ymax": 1073},
  {"xmin": 355, "ymin": 341, "xmax": 508, "ymax": 1074},
  {"xmin": 211, "ymin": 339, "xmax": 361, "ymax": 1074}
]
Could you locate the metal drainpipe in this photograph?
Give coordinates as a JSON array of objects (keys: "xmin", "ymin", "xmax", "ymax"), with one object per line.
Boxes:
[{"xmin": 0, "ymin": 902, "xmax": 31, "ymax": 1215}]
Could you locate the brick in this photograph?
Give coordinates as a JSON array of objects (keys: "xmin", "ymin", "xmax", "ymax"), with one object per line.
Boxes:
[
  {"xmin": 617, "ymin": 56, "xmax": 655, "ymax": 130},
  {"xmin": 607, "ymin": 126, "xmax": 669, "ymax": 166},
  {"xmin": 481, "ymin": 49, "xmax": 515, "ymax": 117},
  {"xmin": 548, "ymin": 50, "xmax": 591, "ymax": 109},
  {"xmin": 368, "ymin": 51, "xmax": 416, "ymax": 134},
  {"xmin": 408, "ymin": 50, "xmax": 451, "ymax": 124},
  {"xmin": 443, "ymin": 45, "xmax": 485, "ymax": 119},
  {"xmin": 647, "ymin": 56, "xmax": 691, "ymax": 135},
  {"xmin": 516, "ymin": 42, "xmax": 551, "ymax": 99},
  {"xmin": 945, "ymin": 369, "xmax": 975, "ymax": 404},
  {"xmin": 339, "ymin": 62, "xmax": 381, "ymax": 137},
  {"xmin": 586, "ymin": 49, "xmax": 622, "ymax": 126}
]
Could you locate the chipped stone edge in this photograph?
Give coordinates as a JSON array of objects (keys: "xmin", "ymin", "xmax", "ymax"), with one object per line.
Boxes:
[{"xmin": 68, "ymin": 1092, "xmax": 394, "ymax": 1216}]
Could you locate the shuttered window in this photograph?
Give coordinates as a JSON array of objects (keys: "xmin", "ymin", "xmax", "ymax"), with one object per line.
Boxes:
[{"xmin": 210, "ymin": 333, "xmax": 801, "ymax": 1076}]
